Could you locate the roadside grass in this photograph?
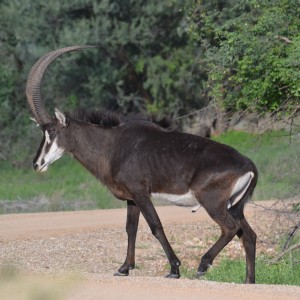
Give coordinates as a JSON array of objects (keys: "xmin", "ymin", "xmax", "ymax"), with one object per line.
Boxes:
[
  {"xmin": 207, "ymin": 257, "xmax": 300, "ymax": 285},
  {"xmin": 180, "ymin": 234, "xmax": 300, "ymax": 285},
  {"xmin": 0, "ymin": 130, "xmax": 299, "ymax": 211},
  {"xmin": 181, "ymin": 255, "xmax": 300, "ymax": 285},
  {"xmin": 0, "ymin": 156, "xmax": 124, "ymax": 210}
]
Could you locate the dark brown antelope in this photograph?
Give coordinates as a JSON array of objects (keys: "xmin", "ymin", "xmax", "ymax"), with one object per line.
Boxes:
[{"xmin": 26, "ymin": 46, "xmax": 258, "ymax": 283}]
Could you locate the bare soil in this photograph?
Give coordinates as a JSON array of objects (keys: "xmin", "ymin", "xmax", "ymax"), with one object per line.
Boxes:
[{"xmin": 0, "ymin": 201, "xmax": 299, "ymax": 300}]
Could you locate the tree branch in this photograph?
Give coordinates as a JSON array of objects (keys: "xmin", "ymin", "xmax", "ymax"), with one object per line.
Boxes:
[
  {"xmin": 270, "ymin": 242, "xmax": 300, "ymax": 264},
  {"xmin": 275, "ymin": 35, "xmax": 293, "ymax": 44}
]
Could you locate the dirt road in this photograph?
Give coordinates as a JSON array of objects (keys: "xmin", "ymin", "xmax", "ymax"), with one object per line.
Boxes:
[{"xmin": 0, "ymin": 202, "xmax": 299, "ymax": 300}]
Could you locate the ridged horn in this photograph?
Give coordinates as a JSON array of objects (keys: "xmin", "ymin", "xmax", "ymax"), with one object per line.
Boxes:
[{"xmin": 26, "ymin": 45, "xmax": 97, "ymax": 125}]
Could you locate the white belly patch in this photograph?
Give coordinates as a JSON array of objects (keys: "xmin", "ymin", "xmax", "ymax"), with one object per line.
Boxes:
[{"xmin": 151, "ymin": 190, "xmax": 201, "ymax": 212}]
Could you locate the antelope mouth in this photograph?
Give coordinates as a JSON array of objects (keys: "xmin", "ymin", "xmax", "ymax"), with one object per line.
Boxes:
[
  {"xmin": 34, "ymin": 161, "xmax": 49, "ymax": 172},
  {"xmin": 39, "ymin": 163, "xmax": 49, "ymax": 172}
]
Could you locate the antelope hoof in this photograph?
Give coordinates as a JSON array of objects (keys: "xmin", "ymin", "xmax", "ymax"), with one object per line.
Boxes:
[
  {"xmin": 197, "ymin": 263, "xmax": 211, "ymax": 278},
  {"xmin": 165, "ymin": 263, "xmax": 181, "ymax": 278},
  {"xmin": 196, "ymin": 270, "xmax": 207, "ymax": 277},
  {"xmin": 114, "ymin": 265, "xmax": 130, "ymax": 276},
  {"xmin": 165, "ymin": 268, "xmax": 180, "ymax": 279},
  {"xmin": 165, "ymin": 273, "xmax": 180, "ymax": 279},
  {"xmin": 114, "ymin": 270, "xmax": 129, "ymax": 276},
  {"xmin": 114, "ymin": 263, "xmax": 135, "ymax": 276}
]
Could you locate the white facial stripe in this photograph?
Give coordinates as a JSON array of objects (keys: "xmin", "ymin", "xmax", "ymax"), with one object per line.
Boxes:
[
  {"xmin": 35, "ymin": 136, "xmax": 49, "ymax": 169},
  {"xmin": 43, "ymin": 137, "xmax": 64, "ymax": 165},
  {"xmin": 35, "ymin": 136, "xmax": 64, "ymax": 172},
  {"xmin": 45, "ymin": 131, "xmax": 51, "ymax": 144}
]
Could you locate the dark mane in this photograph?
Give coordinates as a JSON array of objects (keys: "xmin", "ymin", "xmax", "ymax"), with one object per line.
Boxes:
[
  {"xmin": 123, "ymin": 113, "xmax": 174, "ymax": 130},
  {"xmin": 67, "ymin": 109, "xmax": 121, "ymax": 128},
  {"xmin": 67, "ymin": 108, "xmax": 174, "ymax": 130}
]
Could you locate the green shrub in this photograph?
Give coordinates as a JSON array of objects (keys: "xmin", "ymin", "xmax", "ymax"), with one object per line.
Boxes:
[{"xmin": 214, "ymin": 130, "xmax": 300, "ymax": 200}]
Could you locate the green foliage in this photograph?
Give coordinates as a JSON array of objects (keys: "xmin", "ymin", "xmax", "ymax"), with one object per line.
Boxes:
[
  {"xmin": 192, "ymin": 0, "xmax": 300, "ymax": 112},
  {"xmin": 1, "ymin": 0, "xmax": 300, "ymax": 168},
  {"xmin": 0, "ymin": 0, "xmax": 208, "ymax": 165},
  {"xmin": 214, "ymin": 130, "xmax": 300, "ymax": 200}
]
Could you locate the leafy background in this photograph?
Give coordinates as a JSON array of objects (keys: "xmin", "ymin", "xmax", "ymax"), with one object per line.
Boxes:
[
  {"xmin": 0, "ymin": 0, "xmax": 299, "ymax": 165},
  {"xmin": 0, "ymin": 0, "xmax": 299, "ymax": 285}
]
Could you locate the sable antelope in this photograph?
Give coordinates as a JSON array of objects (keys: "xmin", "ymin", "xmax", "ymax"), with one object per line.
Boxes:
[{"xmin": 26, "ymin": 46, "xmax": 258, "ymax": 283}]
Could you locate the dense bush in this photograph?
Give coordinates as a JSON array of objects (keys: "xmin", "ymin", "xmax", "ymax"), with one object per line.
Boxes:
[
  {"xmin": 0, "ymin": 0, "xmax": 299, "ymax": 165},
  {"xmin": 0, "ymin": 0, "xmax": 209, "ymax": 164},
  {"xmin": 192, "ymin": 0, "xmax": 300, "ymax": 112}
]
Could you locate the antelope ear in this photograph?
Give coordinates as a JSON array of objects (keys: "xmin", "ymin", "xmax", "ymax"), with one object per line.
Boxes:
[{"xmin": 55, "ymin": 108, "xmax": 68, "ymax": 127}]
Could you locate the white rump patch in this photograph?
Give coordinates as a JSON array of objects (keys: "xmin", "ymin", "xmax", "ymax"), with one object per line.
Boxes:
[
  {"xmin": 227, "ymin": 171, "xmax": 254, "ymax": 209},
  {"xmin": 151, "ymin": 190, "xmax": 201, "ymax": 212}
]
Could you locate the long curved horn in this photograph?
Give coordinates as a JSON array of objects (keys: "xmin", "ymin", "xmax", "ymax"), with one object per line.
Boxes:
[{"xmin": 26, "ymin": 45, "xmax": 97, "ymax": 125}]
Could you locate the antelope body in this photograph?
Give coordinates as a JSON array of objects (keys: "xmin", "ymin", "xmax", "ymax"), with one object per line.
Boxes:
[{"xmin": 26, "ymin": 46, "xmax": 258, "ymax": 283}]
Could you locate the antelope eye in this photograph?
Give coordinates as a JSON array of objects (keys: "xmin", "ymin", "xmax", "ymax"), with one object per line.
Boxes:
[
  {"xmin": 44, "ymin": 128, "xmax": 56, "ymax": 144},
  {"xmin": 48, "ymin": 128, "xmax": 56, "ymax": 138}
]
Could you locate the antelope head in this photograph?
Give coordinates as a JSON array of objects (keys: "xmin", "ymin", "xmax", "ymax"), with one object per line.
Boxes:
[{"xmin": 26, "ymin": 46, "xmax": 95, "ymax": 172}]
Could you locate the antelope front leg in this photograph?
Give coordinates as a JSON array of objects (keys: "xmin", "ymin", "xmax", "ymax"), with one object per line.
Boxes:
[
  {"xmin": 115, "ymin": 201, "xmax": 140, "ymax": 276},
  {"xmin": 134, "ymin": 193, "xmax": 181, "ymax": 278}
]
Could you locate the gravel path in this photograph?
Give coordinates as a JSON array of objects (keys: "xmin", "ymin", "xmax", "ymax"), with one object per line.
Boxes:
[{"xmin": 0, "ymin": 201, "xmax": 299, "ymax": 300}]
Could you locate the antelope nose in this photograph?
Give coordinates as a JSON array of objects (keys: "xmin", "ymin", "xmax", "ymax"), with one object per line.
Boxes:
[{"xmin": 33, "ymin": 162, "xmax": 38, "ymax": 170}]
